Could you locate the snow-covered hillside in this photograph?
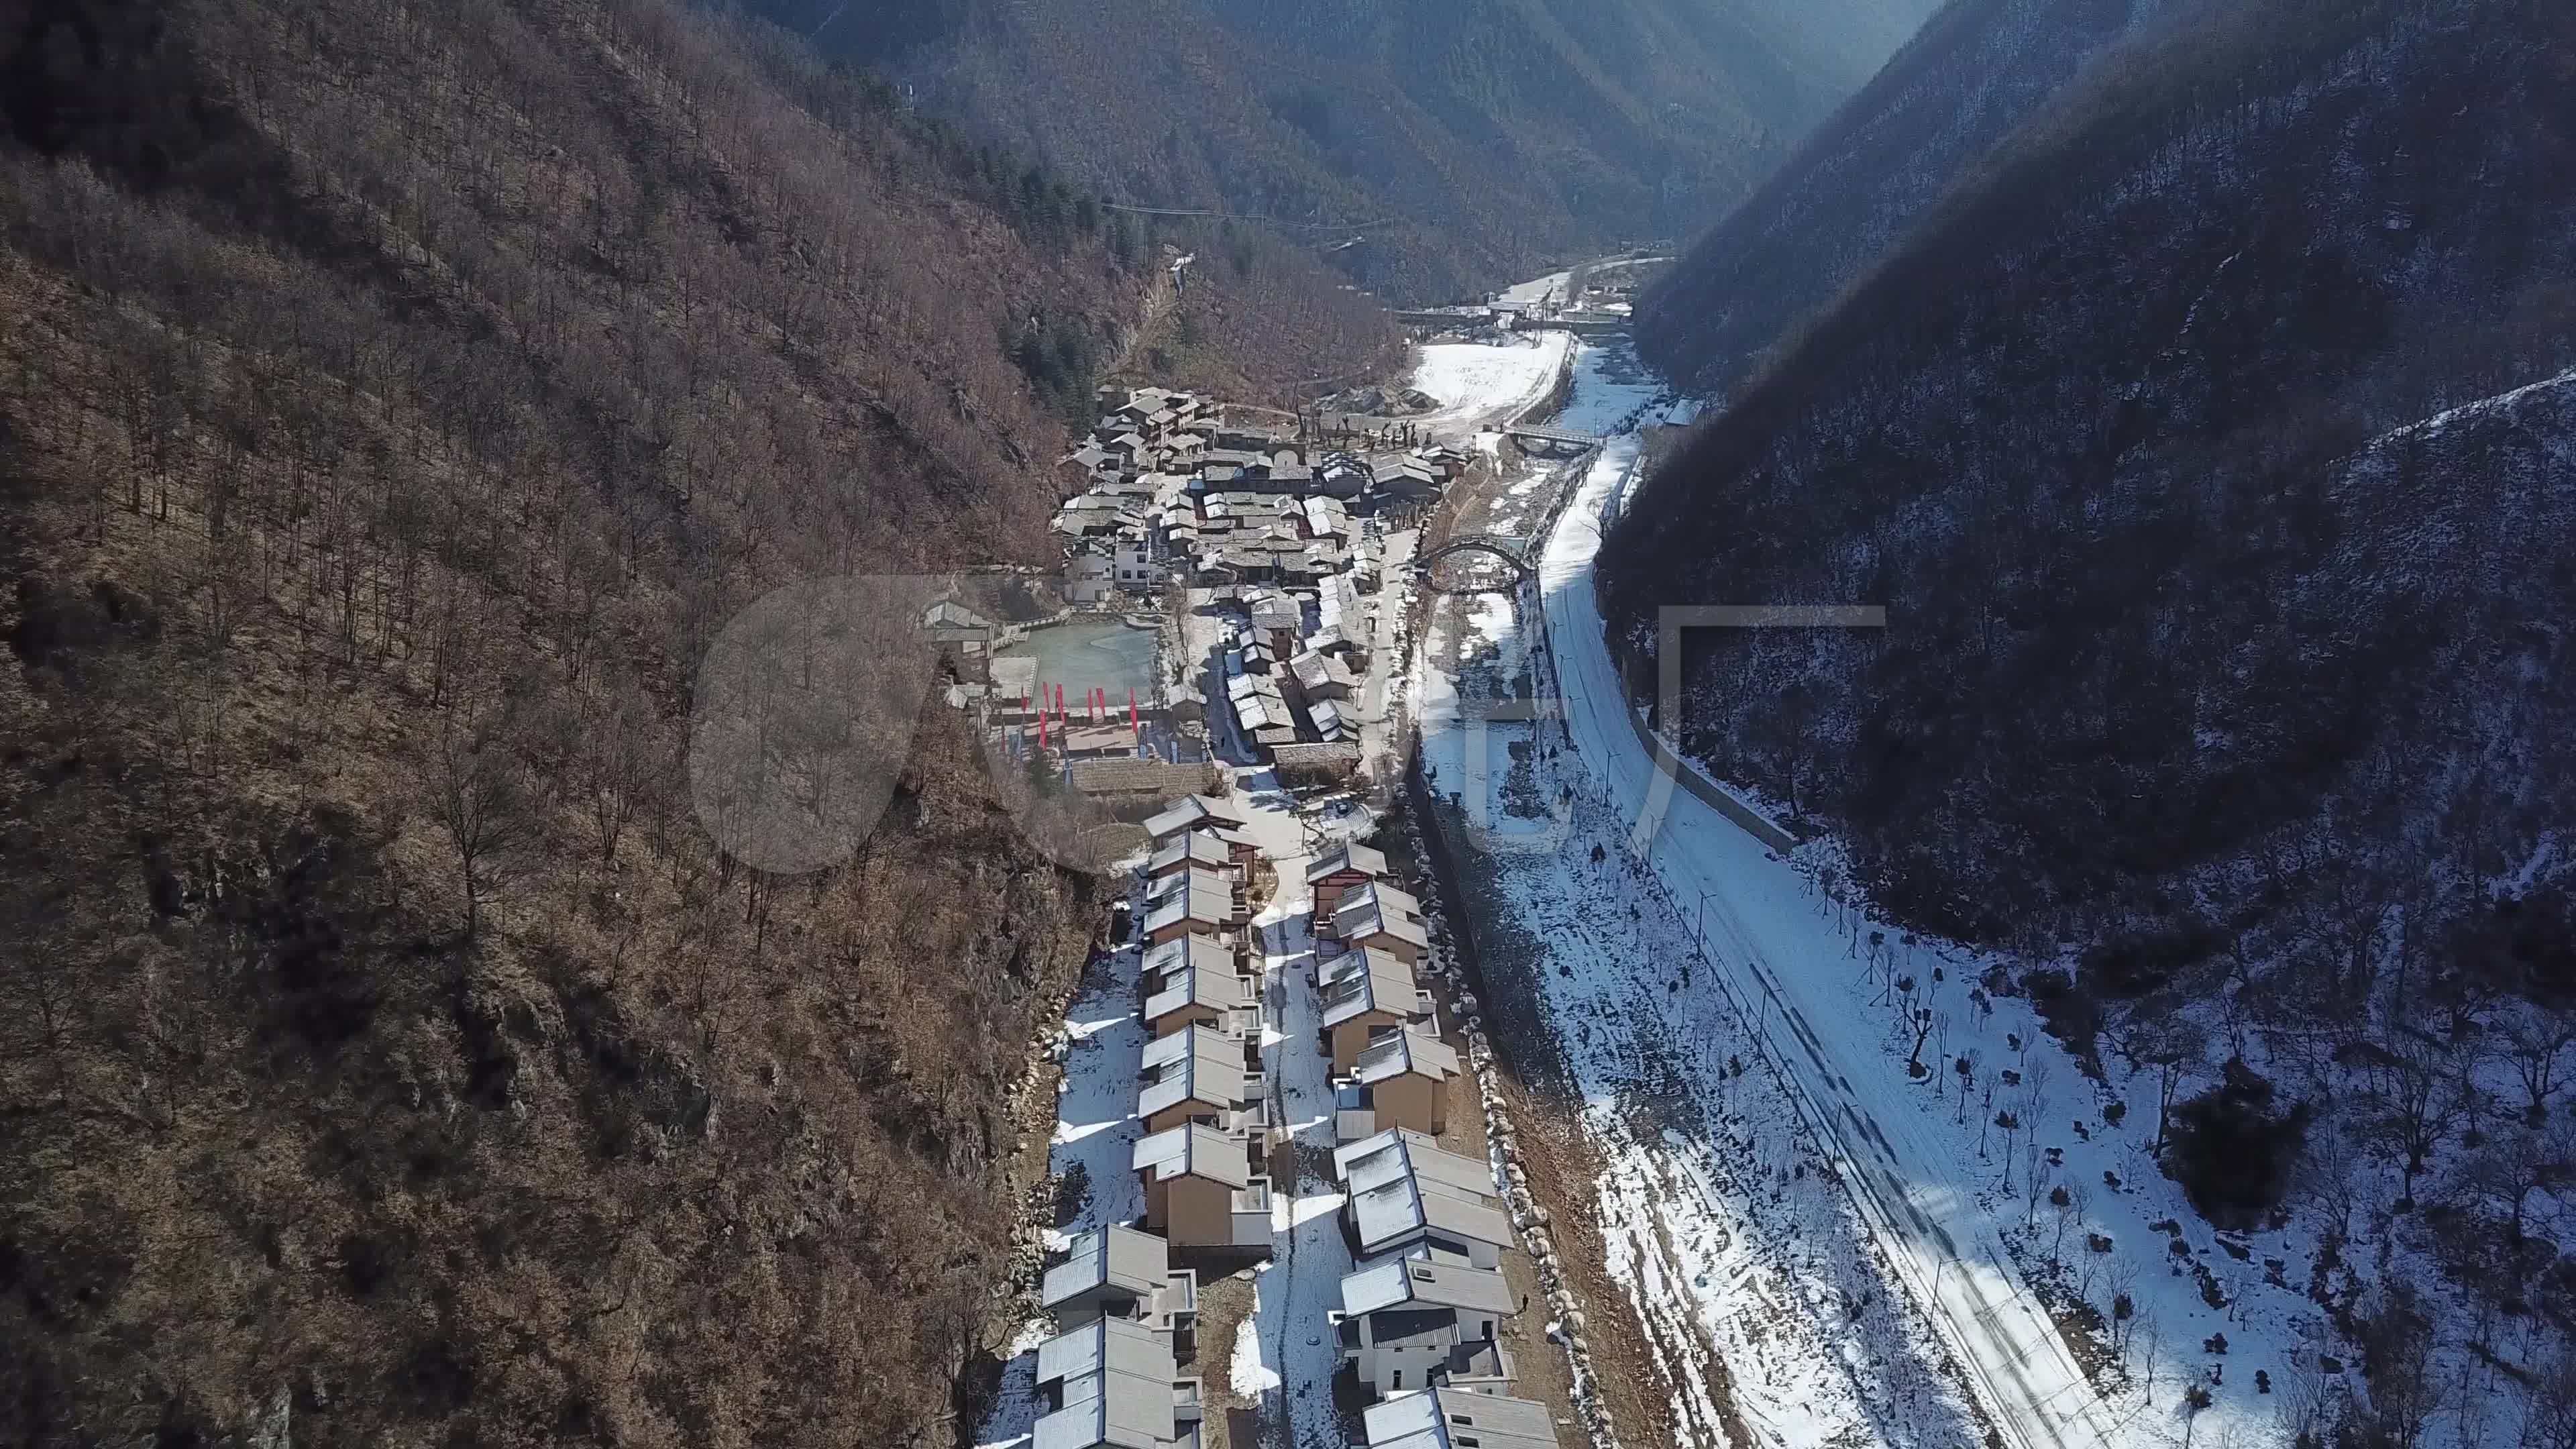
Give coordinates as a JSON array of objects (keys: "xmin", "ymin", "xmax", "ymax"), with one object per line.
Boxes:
[{"xmin": 1428, "ymin": 336, "xmax": 2576, "ymax": 1449}]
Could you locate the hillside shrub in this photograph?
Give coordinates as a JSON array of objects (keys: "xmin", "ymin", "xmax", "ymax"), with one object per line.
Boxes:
[{"xmin": 2167, "ymin": 1059, "xmax": 2312, "ymax": 1230}]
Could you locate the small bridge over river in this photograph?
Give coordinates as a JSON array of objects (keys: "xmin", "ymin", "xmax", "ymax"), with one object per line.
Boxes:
[
  {"xmin": 1415, "ymin": 534, "xmax": 1536, "ymax": 594},
  {"xmin": 1502, "ymin": 421, "xmax": 1600, "ymax": 455}
]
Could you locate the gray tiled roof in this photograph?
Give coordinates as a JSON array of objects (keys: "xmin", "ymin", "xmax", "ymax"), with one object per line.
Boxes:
[
  {"xmin": 1361, "ymin": 1388, "xmax": 1560, "ymax": 1449},
  {"xmin": 1041, "ymin": 1224, "xmax": 1171, "ymax": 1310},
  {"xmin": 1340, "ymin": 1252, "xmax": 1512, "ymax": 1318},
  {"xmin": 1352, "ymin": 1028, "xmax": 1460, "ymax": 1087},
  {"xmin": 1131, "ymin": 1123, "xmax": 1251, "ymax": 1188},
  {"xmin": 1320, "ymin": 951, "xmax": 1421, "ymax": 1030}
]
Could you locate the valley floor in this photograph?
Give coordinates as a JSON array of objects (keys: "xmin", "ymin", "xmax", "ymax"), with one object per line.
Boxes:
[{"xmin": 982, "ymin": 317, "xmax": 2404, "ymax": 1449}]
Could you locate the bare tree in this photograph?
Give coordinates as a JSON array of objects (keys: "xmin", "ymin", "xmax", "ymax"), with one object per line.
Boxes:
[
  {"xmin": 2496, "ymin": 998, "xmax": 2576, "ymax": 1123},
  {"xmin": 2357, "ymin": 1284, "xmax": 2441, "ymax": 1449},
  {"xmin": 2299, "ymin": 1114, "xmax": 2363, "ymax": 1240},
  {"xmin": 427, "ymin": 702, "xmax": 531, "ymax": 938},
  {"xmin": 2528, "ymin": 1345, "xmax": 2576, "ymax": 1449},
  {"xmin": 2135, "ymin": 1016, "xmax": 2210, "ymax": 1157},
  {"xmin": 2463, "ymin": 1118, "xmax": 2575, "ymax": 1241},
  {"xmin": 2371, "ymin": 1030, "xmax": 2459, "ymax": 1205},
  {"xmin": 581, "ymin": 688, "xmax": 654, "ymax": 867}
]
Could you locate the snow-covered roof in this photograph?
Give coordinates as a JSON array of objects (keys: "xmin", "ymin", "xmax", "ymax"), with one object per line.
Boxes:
[
  {"xmin": 1144, "ymin": 961, "xmax": 1250, "ymax": 1026},
  {"xmin": 1146, "ymin": 863, "xmax": 1234, "ymax": 905},
  {"xmin": 1142, "ymin": 793, "xmax": 1246, "ymax": 840},
  {"xmin": 922, "ymin": 599, "xmax": 994, "ymax": 632},
  {"xmin": 1142, "ymin": 878, "xmax": 1235, "ymax": 936},
  {"xmin": 1234, "ymin": 690, "xmax": 1287, "ymax": 732},
  {"xmin": 1036, "ymin": 1313, "xmax": 1169, "ymax": 1387},
  {"xmin": 1338, "ymin": 879, "xmax": 1422, "ymax": 922},
  {"xmin": 1147, "ymin": 832, "xmax": 1232, "ymax": 875},
  {"xmin": 1141, "ymin": 934, "xmax": 1232, "ymax": 982},
  {"xmin": 1032, "ymin": 1316, "xmax": 1177, "ymax": 1449},
  {"xmin": 1334, "ymin": 1128, "xmax": 1493, "ymax": 1199},
  {"xmin": 1336, "ymin": 1128, "xmax": 1509, "ymax": 1258},
  {"xmin": 1289, "ymin": 649, "xmax": 1356, "ymax": 694},
  {"xmin": 1138, "ymin": 1026, "xmax": 1249, "ymax": 1120},
  {"xmin": 1334, "ymin": 884, "xmax": 1430, "ymax": 950}
]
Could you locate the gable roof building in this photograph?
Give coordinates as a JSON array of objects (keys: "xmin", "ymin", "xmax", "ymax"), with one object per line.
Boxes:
[
  {"xmin": 1131, "ymin": 1122, "xmax": 1272, "ymax": 1253},
  {"xmin": 1138, "ymin": 1024, "xmax": 1258, "ymax": 1132},
  {"xmin": 1320, "ymin": 948, "xmax": 1427, "ymax": 1052},
  {"xmin": 1359, "ymin": 1388, "xmax": 1560, "ymax": 1449},
  {"xmin": 1339, "ymin": 1257, "xmax": 1512, "ymax": 1325},
  {"xmin": 1329, "ymin": 881, "xmax": 1432, "ymax": 959},
  {"xmin": 1307, "ymin": 841, "xmax": 1391, "ymax": 890},
  {"xmin": 1141, "ymin": 936, "xmax": 1258, "ymax": 1038},
  {"xmin": 1032, "ymin": 1315, "xmax": 1201, "ymax": 1449},
  {"xmin": 1132, "ymin": 1121, "xmax": 1251, "ymax": 1191},
  {"xmin": 1143, "ymin": 793, "xmax": 1249, "ymax": 843},
  {"xmin": 1334, "ymin": 1128, "xmax": 1511, "ymax": 1267},
  {"xmin": 1041, "ymin": 1224, "xmax": 1200, "ymax": 1336},
  {"xmin": 1147, "ymin": 831, "xmax": 1237, "ymax": 879},
  {"xmin": 1340, "ymin": 1027, "xmax": 1462, "ymax": 1136}
]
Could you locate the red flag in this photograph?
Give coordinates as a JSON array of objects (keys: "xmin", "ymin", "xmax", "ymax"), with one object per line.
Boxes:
[
  {"xmin": 1128, "ymin": 686, "xmax": 1138, "ymax": 731},
  {"xmin": 1055, "ymin": 683, "xmax": 1065, "ymax": 719}
]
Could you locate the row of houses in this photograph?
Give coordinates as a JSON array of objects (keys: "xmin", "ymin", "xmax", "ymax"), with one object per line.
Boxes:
[
  {"xmin": 1128, "ymin": 796, "xmax": 1277, "ymax": 1258},
  {"xmin": 1296, "ymin": 842, "xmax": 1566, "ymax": 1448},
  {"xmin": 1030, "ymin": 1225, "xmax": 1206, "ymax": 1449},
  {"xmin": 1007, "ymin": 792, "xmax": 1273, "ymax": 1449}
]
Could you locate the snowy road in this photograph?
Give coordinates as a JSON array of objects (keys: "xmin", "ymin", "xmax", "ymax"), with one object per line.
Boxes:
[{"xmin": 1533, "ymin": 392, "xmax": 2117, "ymax": 1449}]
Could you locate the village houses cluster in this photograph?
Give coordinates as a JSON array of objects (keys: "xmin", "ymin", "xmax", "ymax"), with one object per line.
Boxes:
[
  {"xmin": 1021, "ymin": 791, "xmax": 1562, "ymax": 1448},
  {"xmin": 1055, "ymin": 387, "xmax": 1472, "ymax": 773},
  {"xmin": 1054, "ymin": 384, "xmax": 1471, "ymax": 598}
]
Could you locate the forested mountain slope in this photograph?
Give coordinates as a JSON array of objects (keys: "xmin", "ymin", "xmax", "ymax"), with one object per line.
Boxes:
[
  {"xmin": 1604, "ymin": 5, "xmax": 2576, "ymax": 1432},
  {"xmin": 1606, "ymin": 0, "xmax": 2576, "ymax": 971},
  {"xmin": 1633, "ymin": 0, "xmax": 2177, "ymax": 393},
  {"xmin": 757, "ymin": 0, "xmax": 1945, "ymax": 303},
  {"xmin": 0, "ymin": 0, "xmax": 1163, "ymax": 1442}
]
